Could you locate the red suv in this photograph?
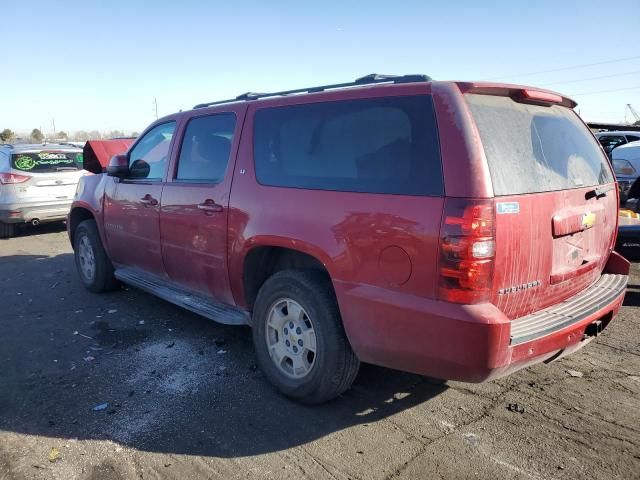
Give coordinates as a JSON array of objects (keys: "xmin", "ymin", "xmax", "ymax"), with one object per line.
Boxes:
[{"xmin": 69, "ymin": 74, "xmax": 629, "ymax": 403}]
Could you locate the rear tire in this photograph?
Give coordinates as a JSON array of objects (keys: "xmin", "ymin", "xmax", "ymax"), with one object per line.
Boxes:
[
  {"xmin": 74, "ymin": 219, "xmax": 119, "ymax": 293},
  {"xmin": 0, "ymin": 222, "xmax": 15, "ymax": 239},
  {"xmin": 252, "ymin": 269, "xmax": 360, "ymax": 404}
]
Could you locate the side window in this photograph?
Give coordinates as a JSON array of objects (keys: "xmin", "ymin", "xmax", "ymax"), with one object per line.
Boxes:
[
  {"xmin": 176, "ymin": 113, "xmax": 236, "ymax": 182},
  {"xmin": 128, "ymin": 122, "xmax": 176, "ymax": 180},
  {"xmin": 626, "ymin": 135, "xmax": 640, "ymax": 142},
  {"xmin": 253, "ymin": 95, "xmax": 443, "ymax": 196}
]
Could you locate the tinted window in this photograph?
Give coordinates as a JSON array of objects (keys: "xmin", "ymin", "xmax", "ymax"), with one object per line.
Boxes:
[
  {"xmin": 466, "ymin": 94, "xmax": 614, "ymax": 195},
  {"xmin": 253, "ymin": 95, "xmax": 442, "ymax": 196},
  {"xmin": 626, "ymin": 135, "xmax": 640, "ymax": 142},
  {"xmin": 11, "ymin": 151, "xmax": 82, "ymax": 173},
  {"xmin": 128, "ymin": 122, "xmax": 176, "ymax": 180},
  {"xmin": 176, "ymin": 113, "xmax": 236, "ymax": 182}
]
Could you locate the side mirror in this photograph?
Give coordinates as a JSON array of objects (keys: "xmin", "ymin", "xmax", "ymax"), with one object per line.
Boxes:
[{"xmin": 106, "ymin": 155, "xmax": 129, "ymax": 177}]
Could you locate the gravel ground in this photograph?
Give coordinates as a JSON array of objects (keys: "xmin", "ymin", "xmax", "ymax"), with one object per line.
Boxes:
[{"xmin": 0, "ymin": 223, "xmax": 639, "ymax": 480}]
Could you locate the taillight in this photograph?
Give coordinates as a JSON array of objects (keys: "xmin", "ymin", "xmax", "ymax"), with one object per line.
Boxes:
[
  {"xmin": 613, "ymin": 159, "xmax": 636, "ymax": 176},
  {"xmin": 0, "ymin": 173, "xmax": 31, "ymax": 184},
  {"xmin": 438, "ymin": 198, "xmax": 495, "ymax": 304}
]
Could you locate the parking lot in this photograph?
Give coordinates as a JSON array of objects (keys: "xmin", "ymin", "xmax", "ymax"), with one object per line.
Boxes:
[{"xmin": 0, "ymin": 224, "xmax": 638, "ymax": 480}]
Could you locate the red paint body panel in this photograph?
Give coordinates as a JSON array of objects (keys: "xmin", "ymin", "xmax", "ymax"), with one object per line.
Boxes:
[
  {"xmin": 104, "ymin": 181, "xmax": 166, "ymax": 276},
  {"xmin": 228, "ymin": 93, "xmax": 443, "ymax": 309},
  {"xmin": 69, "ymin": 79, "xmax": 627, "ymax": 384},
  {"xmin": 491, "ymin": 187, "xmax": 618, "ymax": 319},
  {"xmin": 431, "ymin": 82, "xmax": 493, "ymax": 198}
]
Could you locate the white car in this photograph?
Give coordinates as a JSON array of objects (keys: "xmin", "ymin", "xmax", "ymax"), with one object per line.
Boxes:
[{"xmin": 0, "ymin": 144, "xmax": 87, "ymax": 238}]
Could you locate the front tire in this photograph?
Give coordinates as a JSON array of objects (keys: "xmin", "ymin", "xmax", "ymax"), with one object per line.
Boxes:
[
  {"xmin": 74, "ymin": 219, "xmax": 118, "ymax": 293},
  {"xmin": 252, "ymin": 270, "xmax": 360, "ymax": 404}
]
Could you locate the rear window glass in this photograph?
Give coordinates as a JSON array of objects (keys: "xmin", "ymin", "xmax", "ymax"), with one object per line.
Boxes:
[
  {"xmin": 253, "ymin": 95, "xmax": 443, "ymax": 196},
  {"xmin": 466, "ymin": 94, "xmax": 613, "ymax": 195},
  {"xmin": 11, "ymin": 151, "xmax": 83, "ymax": 173}
]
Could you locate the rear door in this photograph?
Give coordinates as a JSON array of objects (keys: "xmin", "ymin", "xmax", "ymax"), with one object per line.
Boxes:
[
  {"xmin": 159, "ymin": 109, "xmax": 242, "ymax": 304},
  {"xmin": 466, "ymin": 94, "xmax": 617, "ymax": 319},
  {"xmin": 9, "ymin": 150, "xmax": 84, "ymax": 204}
]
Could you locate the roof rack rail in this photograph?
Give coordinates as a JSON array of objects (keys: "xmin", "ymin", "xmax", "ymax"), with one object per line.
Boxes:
[{"xmin": 193, "ymin": 73, "xmax": 431, "ymax": 109}]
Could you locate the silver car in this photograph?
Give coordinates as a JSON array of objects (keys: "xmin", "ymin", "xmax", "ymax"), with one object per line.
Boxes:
[
  {"xmin": 611, "ymin": 140, "xmax": 640, "ymax": 209},
  {"xmin": 0, "ymin": 144, "xmax": 87, "ymax": 238}
]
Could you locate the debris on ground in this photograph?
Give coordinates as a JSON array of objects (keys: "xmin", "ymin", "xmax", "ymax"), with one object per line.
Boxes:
[
  {"xmin": 48, "ymin": 447, "xmax": 60, "ymax": 463},
  {"xmin": 463, "ymin": 433, "xmax": 480, "ymax": 447},
  {"xmin": 567, "ymin": 369, "xmax": 584, "ymax": 378},
  {"xmin": 92, "ymin": 403, "xmax": 108, "ymax": 411},
  {"xmin": 138, "ymin": 320, "xmax": 145, "ymax": 325},
  {"xmin": 108, "ymin": 309, "xmax": 118, "ymax": 314},
  {"xmin": 507, "ymin": 403, "xmax": 525, "ymax": 414},
  {"xmin": 83, "ymin": 356, "xmax": 95, "ymax": 362},
  {"xmin": 217, "ymin": 349, "xmax": 227, "ymax": 354},
  {"xmin": 166, "ymin": 342, "xmax": 175, "ymax": 349}
]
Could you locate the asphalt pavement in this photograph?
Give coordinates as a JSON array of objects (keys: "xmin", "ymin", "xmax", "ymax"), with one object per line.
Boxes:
[{"xmin": 0, "ymin": 223, "xmax": 639, "ymax": 480}]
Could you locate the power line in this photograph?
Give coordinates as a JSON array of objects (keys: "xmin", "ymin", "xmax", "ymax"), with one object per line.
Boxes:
[
  {"xmin": 540, "ymin": 70, "xmax": 640, "ymax": 87},
  {"xmin": 486, "ymin": 55, "xmax": 640, "ymax": 80},
  {"xmin": 569, "ymin": 85, "xmax": 640, "ymax": 96}
]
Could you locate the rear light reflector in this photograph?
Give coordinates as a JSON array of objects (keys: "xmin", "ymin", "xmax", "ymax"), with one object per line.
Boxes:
[
  {"xmin": 0, "ymin": 173, "xmax": 31, "ymax": 184},
  {"xmin": 438, "ymin": 199, "xmax": 495, "ymax": 304}
]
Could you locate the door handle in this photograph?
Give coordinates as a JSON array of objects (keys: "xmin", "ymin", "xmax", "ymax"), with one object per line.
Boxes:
[
  {"xmin": 140, "ymin": 194, "xmax": 158, "ymax": 207},
  {"xmin": 197, "ymin": 199, "xmax": 223, "ymax": 213}
]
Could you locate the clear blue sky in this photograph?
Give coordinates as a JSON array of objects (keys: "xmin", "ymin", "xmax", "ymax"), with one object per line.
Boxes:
[{"xmin": 2, "ymin": 0, "xmax": 639, "ymax": 134}]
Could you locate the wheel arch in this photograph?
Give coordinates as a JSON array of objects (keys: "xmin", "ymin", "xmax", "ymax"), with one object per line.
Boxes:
[
  {"xmin": 68, "ymin": 206, "xmax": 96, "ymax": 248},
  {"xmin": 239, "ymin": 242, "xmax": 336, "ymax": 312}
]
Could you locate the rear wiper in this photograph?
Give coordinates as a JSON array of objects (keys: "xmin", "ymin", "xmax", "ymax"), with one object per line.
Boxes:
[{"xmin": 585, "ymin": 185, "xmax": 614, "ymax": 200}]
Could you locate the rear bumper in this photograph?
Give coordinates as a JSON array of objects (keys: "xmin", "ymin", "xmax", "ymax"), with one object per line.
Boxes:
[
  {"xmin": 336, "ymin": 255, "xmax": 629, "ymax": 382},
  {"xmin": 0, "ymin": 201, "xmax": 72, "ymax": 223}
]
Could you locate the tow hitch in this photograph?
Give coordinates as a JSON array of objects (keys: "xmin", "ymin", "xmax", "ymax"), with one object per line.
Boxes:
[{"xmin": 584, "ymin": 320, "xmax": 603, "ymax": 339}]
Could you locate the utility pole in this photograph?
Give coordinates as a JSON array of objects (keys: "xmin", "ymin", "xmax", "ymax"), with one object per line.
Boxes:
[
  {"xmin": 51, "ymin": 118, "xmax": 56, "ymax": 137},
  {"xmin": 626, "ymin": 104, "xmax": 640, "ymax": 124},
  {"xmin": 153, "ymin": 98, "xmax": 158, "ymax": 120}
]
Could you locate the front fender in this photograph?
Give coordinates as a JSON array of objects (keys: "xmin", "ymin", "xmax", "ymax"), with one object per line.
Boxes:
[{"xmin": 68, "ymin": 174, "xmax": 109, "ymax": 247}]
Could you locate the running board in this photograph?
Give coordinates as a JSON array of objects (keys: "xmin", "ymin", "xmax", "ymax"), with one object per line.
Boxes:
[{"xmin": 114, "ymin": 268, "xmax": 250, "ymax": 326}]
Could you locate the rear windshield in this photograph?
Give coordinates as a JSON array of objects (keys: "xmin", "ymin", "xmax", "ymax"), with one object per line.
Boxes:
[
  {"xmin": 11, "ymin": 151, "xmax": 83, "ymax": 173},
  {"xmin": 466, "ymin": 94, "xmax": 613, "ymax": 195}
]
